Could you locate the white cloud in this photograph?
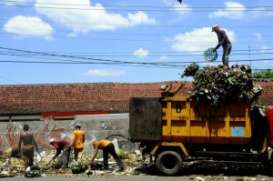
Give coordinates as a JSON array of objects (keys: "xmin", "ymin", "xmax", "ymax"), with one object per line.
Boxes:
[
  {"xmin": 133, "ymin": 48, "xmax": 149, "ymax": 58},
  {"xmin": 128, "ymin": 11, "xmax": 156, "ymax": 26},
  {"xmin": 3, "ymin": 16, "xmax": 53, "ymax": 39},
  {"xmin": 209, "ymin": 1, "xmax": 246, "ymax": 19},
  {"xmin": 170, "ymin": 27, "xmax": 235, "ymax": 52},
  {"xmin": 85, "ymin": 69, "xmax": 125, "ymax": 77},
  {"xmin": 173, "ymin": 3, "xmax": 192, "ymax": 15},
  {"xmin": 35, "ymin": 0, "xmax": 155, "ymax": 33}
]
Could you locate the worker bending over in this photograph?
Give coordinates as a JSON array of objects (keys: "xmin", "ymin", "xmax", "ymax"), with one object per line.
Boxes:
[
  {"xmin": 212, "ymin": 25, "xmax": 232, "ymax": 67},
  {"xmin": 90, "ymin": 139, "xmax": 124, "ymax": 171},
  {"xmin": 48, "ymin": 138, "xmax": 71, "ymax": 168}
]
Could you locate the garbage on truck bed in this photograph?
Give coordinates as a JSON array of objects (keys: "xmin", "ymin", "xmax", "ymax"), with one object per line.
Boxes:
[
  {"xmin": 183, "ymin": 62, "xmax": 200, "ymax": 76},
  {"xmin": 183, "ymin": 64, "xmax": 262, "ymax": 106}
]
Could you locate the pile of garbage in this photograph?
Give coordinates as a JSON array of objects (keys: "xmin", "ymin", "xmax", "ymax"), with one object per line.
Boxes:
[
  {"xmin": 70, "ymin": 161, "xmax": 88, "ymax": 174},
  {"xmin": 0, "ymin": 148, "xmax": 144, "ymax": 178},
  {"xmin": 183, "ymin": 64, "xmax": 262, "ymax": 106},
  {"xmin": 183, "ymin": 63, "xmax": 200, "ymax": 77},
  {"xmin": 24, "ymin": 166, "xmax": 42, "ymax": 178},
  {"xmin": 0, "ymin": 157, "xmax": 25, "ymax": 178}
]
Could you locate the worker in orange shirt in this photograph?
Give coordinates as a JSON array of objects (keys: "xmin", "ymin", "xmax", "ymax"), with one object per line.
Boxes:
[
  {"xmin": 71, "ymin": 123, "xmax": 85, "ymax": 161},
  {"xmin": 90, "ymin": 139, "xmax": 124, "ymax": 171}
]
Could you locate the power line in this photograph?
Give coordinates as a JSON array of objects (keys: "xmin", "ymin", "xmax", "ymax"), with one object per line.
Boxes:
[
  {"xmin": 1, "ymin": 1, "xmax": 273, "ymax": 12},
  {"xmin": 1, "ymin": 47, "xmax": 273, "ymax": 55},
  {"xmin": 1, "ymin": 54, "xmax": 273, "ymax": 66},
  {"xmin": 1, "ymin": 46, "xmax": 273, "ymax": 69},
  {"xmin": 0, "ymin": 58, "xmax": 273, "ymax": 74},
  {"xmin": 0, "ymin": 48, "xmax": 183, "ymax": 68},
  {"xmin": 3, "ymin": 0, "xmax": 273, "ymax": 9},
  {"xmin": 2, "ymin": 35, "xmax": 273, "ymax": 42},
  {"xmin": 0, "ymin": 16, "xmax": 272, "ymax": 29},
  {"xmin": 0, "ymin": 46, "xmax": 139, "ymax": 65},
  {"xmin": 0, "ymin": 60, "xmax": 184, "ymax": 70},
  {"xmin": 3, "ymin": 1, "xmax": 273, "ymax": 9},
  {"xmin": 0, "ymin": 49, "xmax": 273, "ymax": 60},
  {"xmin": 1, "ymin": 46, "xmax": 273, "ymax": 58},
  {"xmin": 2, "ymin": 49, "xmax": 273, "ymax": 57}
]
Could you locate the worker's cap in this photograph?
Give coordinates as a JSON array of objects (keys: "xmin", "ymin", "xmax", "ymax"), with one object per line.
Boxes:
[
  {"xmin": 212, "ymin": 24, "xmax": 220, "ymax": 32},
  {"xmin": 49, "ymin": 138, "xmax": 55, "ymax": 144},
  {"xmin": 75, "ymin": 123, "xmax": 81, "ymax": 127}
]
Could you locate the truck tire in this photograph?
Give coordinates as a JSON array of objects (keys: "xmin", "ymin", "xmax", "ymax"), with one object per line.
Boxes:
[{"xmin": 155, "ymin": 151, "xmax": 182, "ymax": 175}]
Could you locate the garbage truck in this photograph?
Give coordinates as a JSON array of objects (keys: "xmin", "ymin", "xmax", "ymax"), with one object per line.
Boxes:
[{"xmin": 129, "ymin": 83, "xmax": 273, "ymax": 175}]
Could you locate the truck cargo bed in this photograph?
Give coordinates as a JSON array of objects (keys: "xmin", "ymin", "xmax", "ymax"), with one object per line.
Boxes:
[{"xmin": 129, "ymin": 97, "xmax": 162, "ymax": 141}]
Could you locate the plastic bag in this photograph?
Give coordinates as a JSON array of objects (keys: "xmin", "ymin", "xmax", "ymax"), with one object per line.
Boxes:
[{"xmin": 112, "ymin": 138, "xmax": 120, "ymax": 155}]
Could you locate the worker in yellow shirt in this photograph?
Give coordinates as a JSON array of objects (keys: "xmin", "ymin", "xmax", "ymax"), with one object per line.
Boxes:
[
  {"xmin": 71, "ymin": 123, "xmax": 85, "ymax": 160},
  {"xmin": 90, "ymin": 139, "xmax": 124, "ymax": 171}
]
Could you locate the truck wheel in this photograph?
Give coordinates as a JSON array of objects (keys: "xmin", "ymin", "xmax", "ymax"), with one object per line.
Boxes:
[{"xmin": 155, "ymin": 151, "xmax": 182, "ymax": 175}]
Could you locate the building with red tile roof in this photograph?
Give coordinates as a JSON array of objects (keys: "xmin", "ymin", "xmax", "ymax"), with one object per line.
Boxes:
[{"xmin": 0, "ymin": 81, "xmax": 272, "ymax": 119}]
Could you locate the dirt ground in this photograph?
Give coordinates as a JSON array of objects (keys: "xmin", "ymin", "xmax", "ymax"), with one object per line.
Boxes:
[{"xmin": 1, "ymin": 147, "xmax": 273, "ymax": 180}]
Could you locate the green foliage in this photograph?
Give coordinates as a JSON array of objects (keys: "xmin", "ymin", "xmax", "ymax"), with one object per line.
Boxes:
[
  {"xmin": 190, "ymin": 65, "xmax": 262, "ymax": 106},
  {"xmin": 253, "ymin": 69, "xmax": 273, "ymax": 79},
  {"xmin": 183, "ymin": 63, "xmax": 199, "ymax": 77}
]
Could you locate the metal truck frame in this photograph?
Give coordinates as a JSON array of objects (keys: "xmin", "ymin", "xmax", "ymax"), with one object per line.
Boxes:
[{"xmin": 129, "ymin": 96, "xmax": 273, "ymax": 175}]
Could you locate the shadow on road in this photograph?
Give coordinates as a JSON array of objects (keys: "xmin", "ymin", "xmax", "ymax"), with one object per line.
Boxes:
[{"xmin": 140, "ymin": 162, "xmax": 267, "ymax": 176}]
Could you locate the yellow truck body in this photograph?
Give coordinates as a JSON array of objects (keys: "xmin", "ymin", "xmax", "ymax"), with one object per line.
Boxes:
[
  {"xmin": 161, "ymin": 96, "xmax": 252, "ymax": 145},
  {"xmin": 129, "ymin": 89, "xmax": 270, "ymax": 175}
]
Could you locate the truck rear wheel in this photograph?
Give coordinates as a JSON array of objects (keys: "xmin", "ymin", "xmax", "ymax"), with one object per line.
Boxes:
[{"xmin": 155, "ymin": 151, "xmax": 182, "ymax": 175}]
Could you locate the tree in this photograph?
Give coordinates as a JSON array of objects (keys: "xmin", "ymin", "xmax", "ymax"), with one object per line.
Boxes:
[{"xmin": 253, "ymin": 69, "xmax": 273, "ymax": 79}]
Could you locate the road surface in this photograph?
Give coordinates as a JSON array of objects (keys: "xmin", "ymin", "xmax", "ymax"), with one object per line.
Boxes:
[{"xmin": 3, "ymin": 175, "xmax": 273, "ymax": 181}]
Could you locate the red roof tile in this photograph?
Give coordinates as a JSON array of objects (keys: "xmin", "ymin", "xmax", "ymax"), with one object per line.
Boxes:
[
  {"xmin": 0, "ymin": 81, "xmax": 272, "ymax": 115},
  {"xmin": 0, "ymin": 83, "xmax": 163, "ymax": 115}
]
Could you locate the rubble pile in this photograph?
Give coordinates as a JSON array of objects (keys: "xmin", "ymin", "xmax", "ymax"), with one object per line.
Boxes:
[
  {"xmin": 0, "ymin": 157, "xmax": 25, "ymax": 177},
  {"xmin": 0, "ymin": 149, "xmax": 144, "ymax": 178},
  {"xmin": 24, "ymin": 166, "xmax": 42, "ymax": 178},
  {"xmin": 184, "ymin": 64, "xmax": 262, "ymax": 106},
  {"xmin": 70, "ymin": 161, "xmax": 88, "ymax": 174}
]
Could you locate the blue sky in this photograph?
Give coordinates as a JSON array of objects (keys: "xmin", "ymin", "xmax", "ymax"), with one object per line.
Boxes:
[{"xmin": 0, "ymin": 0, "xmax": 272, "ymax": 84}]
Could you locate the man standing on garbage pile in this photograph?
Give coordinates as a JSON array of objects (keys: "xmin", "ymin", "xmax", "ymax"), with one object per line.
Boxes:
[
  {"xmin": 18, "ymin": 124, "xmax": 40, "ymax": 169},
  {"xmin": 212, "ymin": 25, "xmax": 232, "ymax": 67},
  {"xmin": 90, "ymin": 139, "xmax": 124, "ymax": 171},
  {"xmin": 48, "ymin": 138, "xmax": 71, "ymax": 168},
  {"xmin": 71, "ymin": 123, "xmax": 85, "ymax": 161}
]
